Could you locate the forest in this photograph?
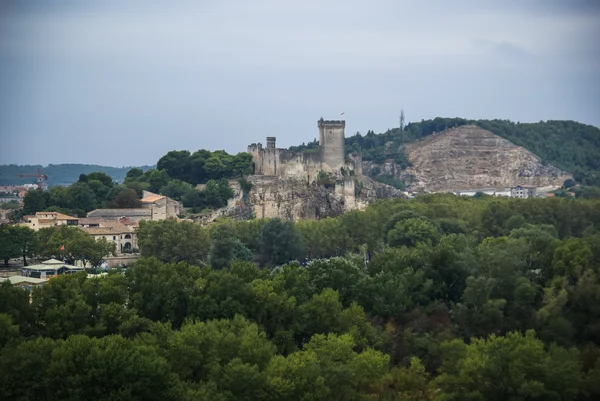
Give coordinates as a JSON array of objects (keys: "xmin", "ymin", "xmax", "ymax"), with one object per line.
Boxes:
[{"xmin": 2, "ymin": 194, "xmax": 600, "ymax": 400}]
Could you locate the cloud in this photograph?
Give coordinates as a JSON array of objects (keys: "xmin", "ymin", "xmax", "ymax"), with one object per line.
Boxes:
[{"xmin": 0, "ymin": 0, "xmax": 598, "ymax": 166}]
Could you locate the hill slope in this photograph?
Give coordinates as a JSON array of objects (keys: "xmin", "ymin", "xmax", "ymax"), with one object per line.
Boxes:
[
  {"xmin": 402, "ymin": 125, "xmax": 571, "ymax": 191},
  {"xmin": 345, "ymin": 118, "xmax": 600, "ymax": 186},
  {"xmin": 0, "ymin": 164, "xmax": 154, "ymax": 186}
]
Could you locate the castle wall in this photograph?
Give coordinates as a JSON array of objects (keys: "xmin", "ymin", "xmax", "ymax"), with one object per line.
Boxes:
[{"xmin": 248, "ymin": 118, "xmax": 347, "ymax": 182}]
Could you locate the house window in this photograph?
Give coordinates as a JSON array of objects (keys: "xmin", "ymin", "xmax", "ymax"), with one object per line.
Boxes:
[{"xmin": 113, "ymin": 236, "xmax": 116, "ymax": 240}]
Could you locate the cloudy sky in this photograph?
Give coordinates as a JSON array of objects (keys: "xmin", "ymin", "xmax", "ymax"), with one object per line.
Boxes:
[{"xmin": 1, "ymin": 0, "xmax": 599, "ymax": 166}]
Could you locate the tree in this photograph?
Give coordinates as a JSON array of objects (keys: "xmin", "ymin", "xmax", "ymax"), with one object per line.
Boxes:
[
  {"xmin": 112, "ymin": 187, "xmax": 141, "ymax": 208},
  {"xmin": 67, "ymin": 231, "xmax": 116, "ymax": 267},
  {"xmin": 146, "ymin": 169, "xmax": 170, "ymax": 193},
  {"xmin": 160, "ymin": 179, "xmax": 193, "ymax": 201},
  {"xmin": 232, "ymin": 152, "xmax": 254, "ymax": 177},
  {"xmin": 0, "ymin": 337, "xmax": 56, "ymax": 400},
  {"xmin": 563, "ymin": 178, "xmax": 576, "ymax": 189},
  {"xmin": 48, "ymin": 335, "xmax": 181, "ymax": 401},
  {"xmin": 22, "ymin": 189, "xmax": 48, "ymax": 215},
  {"xmin": 157, "ymin": 150, "xmax": 192, "ymax": 182},
  {"xmin": 259, "ymin": 218, "xmax": 304, "ymax": 267},
  {"xmin": 435, "ymin": 330, "xmax": 582, "ymax": 401},
  {"xmin": 82, "ymin": 172, "xmax": 114, "ymax": 187},
  {"xmin": 266, "ymin": 333, "xmax": 390, "ymax": 400},
  {"xmin": 126, "ymin": 167, "xmax": 144, "ymax": 179},
  {"xmin": 209, "ymin": 224, "xmax": 242, "ymax": 269},
  {"xmin": 136, "ymin": 219, "xmax": 211, "ymax": 265},
  {"xmin": 0, "ymin": 225, "xmax": 19, "ymax": 266},
  {"xmin": 8, "ymin": 226, "xmax": 37, "ymax": 266},
  {"xmin": 69, "ymin": 182, "xmax": 97, "ymax": 212},
  {"xmin": 387, "ymin": 217, "xmax": 440, "ymax": 247}
]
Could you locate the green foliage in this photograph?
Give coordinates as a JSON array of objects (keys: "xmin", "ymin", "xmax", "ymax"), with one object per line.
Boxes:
[
  {"xmin": 110, "ymin": 187, "xmax": 141, "ymax": 208},
  {"xmin": 435, "ymin": 330, "xmax": 581, "ymax": 400},
  {"xmin": 136, "ymin": 219, "xmax": 211, "ymax": 265},
  {"xmin": 181, "ymin": 178, "xmax": 233, "ymax": 209},
  {"xmin": 35, "ymin": 226, "xmax": 115, "ymax": 266},
  {"xmin": 1, "ymin": 194, "xmax": 600, "ymax": 399},
  {"xmin": 375, "ymin": 173, "xmax": 406, "ymax": 190},
  {"xmin": 157, "ymin": 149, "xmax": 253, "ymax": 185},
  {"xmin": 316, "ymin": 170, "xmax": 335, "ymax": 188},
  {"xmin": 259, "ymin": 218, "xmax": 304, "ymax": 267}
]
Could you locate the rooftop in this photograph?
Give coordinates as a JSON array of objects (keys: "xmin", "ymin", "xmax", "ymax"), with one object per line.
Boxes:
[
  {"xmin": 35, "ymin": 211, "xmax": 79, "ymax": 220},
  {"xmin": 22, "ymin": 264, "xmax": 66, "ymax": 271},
  {"xmin": 2, "ymin": 276, "xmax": 49, "ymax": 285},
  {"xmin": 88, "ymin": 208, "xmax": 151, "ymax": 217},
  {"xmin": 84, "ymin": 223, "xmax": 132, "ymax": 235},
  {"xmin": 141, "ymin": 194, "xmax": 165, "ymax": 203},
  {"xmin": 42, "ymin": 258, "xmax": 64, "ymax": 265},
  {"xmin": 78, "ymin": 217, "xmax": 105, "ymax": 226}
]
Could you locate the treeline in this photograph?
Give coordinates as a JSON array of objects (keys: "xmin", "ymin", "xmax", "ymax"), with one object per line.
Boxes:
[
  {"xmin": 3, "ymin": 194, "xmax": 599, "ymax": 399},
  {"xmin": 17, "ymin": 149, "xmax": 254, "ymax": 218},
  {"xmin": 120, "ymin": 149, "xmax": 252, "ymax": 211},
  {"xmin": 156, "ymin": 150, "xmax": 253, "ymax": 185},
  {"xmin": 0, "ymin": 164, "xmax": 153, "ymax": 186},
  {"xmin": 19, "ymin": 172, "xmax": 149, "ymax": 219},
  {"xmin": 20, "ymin": 172, "xmax": 133, "ymax": 218},
  {"xmin": 0, "ymin": 224, "xmax": 116, "ymax": 267}
]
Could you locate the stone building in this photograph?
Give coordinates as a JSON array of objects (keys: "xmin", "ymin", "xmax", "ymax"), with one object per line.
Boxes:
[
  {"xmin": 82, "ymin": 221, "xmax": 137, "ymax": 253},
  {"xmin": 140, "ymin": 190, "xmax": 181, "ymax": 220},
  {"xmin": 248, "ymin": 118, "xmax": 352, "ymax": 183},
  {"xmin": 511, "ymin": 185, "xmax": 537, "ymax": 199},
  {"xmin": 87, "ymin": 191, "xmax": 180, "ymax": 223},
  {"xmin": 23, "ymin": 211, "xmax": 79, "ymax": 231}
]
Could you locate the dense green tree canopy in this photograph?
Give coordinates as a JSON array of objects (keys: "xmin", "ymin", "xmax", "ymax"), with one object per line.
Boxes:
[{"xmin": 2, "ymin": 194, "xmax": 600, "ymax": 400}]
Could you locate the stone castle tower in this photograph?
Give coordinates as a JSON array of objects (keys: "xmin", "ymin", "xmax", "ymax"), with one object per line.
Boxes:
[
  {"xmin": 318, "ymin": 117, "xmax": 345, "ymax": 171},
  {"xmin": 247, "ymin": 117, "xmax": 349, "ymax": 182}
]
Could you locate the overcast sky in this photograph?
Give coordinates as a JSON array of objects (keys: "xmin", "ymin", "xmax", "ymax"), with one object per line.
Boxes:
[{"xmin": 1, "ymin": 0, "xmax": 599, "ymax": 166}]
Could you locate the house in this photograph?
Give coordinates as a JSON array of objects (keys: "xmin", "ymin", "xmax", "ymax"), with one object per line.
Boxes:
[
  {"xmin": 82, "ymin": 221, "xmax": 137, "ymax": 253},
  {"xmin": 510, "ymin": 185, "xmax": 537, "ymax": 199},
  {"xmin": 140, "ymin": 190, "xmax": 181, "ymax": 220},
  {"xmin": 23, "ymin": 212, "xmax": 79, "ymax": 231},
  {"xmin": 21, "ymin": 258, "xmax": 84, "ymax": 278}
]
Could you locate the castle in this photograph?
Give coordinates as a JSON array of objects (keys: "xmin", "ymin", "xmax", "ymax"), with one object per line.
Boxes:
[{"xmin": 248, "ymin": 118, "xmax": 359, "ymax": 188}]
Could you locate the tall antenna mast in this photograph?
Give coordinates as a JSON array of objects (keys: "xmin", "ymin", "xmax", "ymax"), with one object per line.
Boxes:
[
  {"xmin": 399, "ymin": 108, "xmax": 405, "ymax": 146},
  {"xmin": 400, "ymin": 108, "xmax": 405, "ymax": 131}
]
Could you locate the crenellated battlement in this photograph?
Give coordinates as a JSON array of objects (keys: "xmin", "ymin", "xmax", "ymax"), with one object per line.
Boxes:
[{"xmin": 318, "ymin": 118, "xmax": 345, "ymax": 129}]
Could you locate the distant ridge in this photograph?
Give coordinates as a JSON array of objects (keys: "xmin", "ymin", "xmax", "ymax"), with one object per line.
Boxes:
[{"xmin": 0, "ymin": 164, "xmax": 155, "ymax": 186}]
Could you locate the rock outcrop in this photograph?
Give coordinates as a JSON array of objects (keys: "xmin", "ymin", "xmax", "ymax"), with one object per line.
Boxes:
[
  {"xmin": 197, "ymin": 175, "xmax": 405, "ymax": 223},
  {"xmin": 399, "ymin": 125, "xmax": 571, "ymax": 192}
]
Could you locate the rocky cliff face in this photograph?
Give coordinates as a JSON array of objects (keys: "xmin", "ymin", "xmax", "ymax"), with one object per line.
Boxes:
[
  {"xmin": 403, "ymin": 125, "xmax": 572, "ymax": 191},
  {"xmin": 363, "ymin": 125, "xmax": 572, "ymax": 192},
  {"xmin": 197, "ymin": 175, "xmax": 405, "ymax": 223}
]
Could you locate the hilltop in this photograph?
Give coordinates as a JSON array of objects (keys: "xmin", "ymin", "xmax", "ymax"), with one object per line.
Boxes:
[
  {"xmin": 400, "ymin": 125, "xmax": 571, "ymax": 191},
  {"xmin": 342, "ymin": 118, "xmax": 600, "ymax": 187},
  {"xmin": 0, "ymin": 164, "xmax": 154, "ymax": 186}
]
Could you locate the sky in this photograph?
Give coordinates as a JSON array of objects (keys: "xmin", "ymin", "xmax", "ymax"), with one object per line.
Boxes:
[{"xmin": 1, "ymin": 0, "xmax": 599, "ymax": 167}]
